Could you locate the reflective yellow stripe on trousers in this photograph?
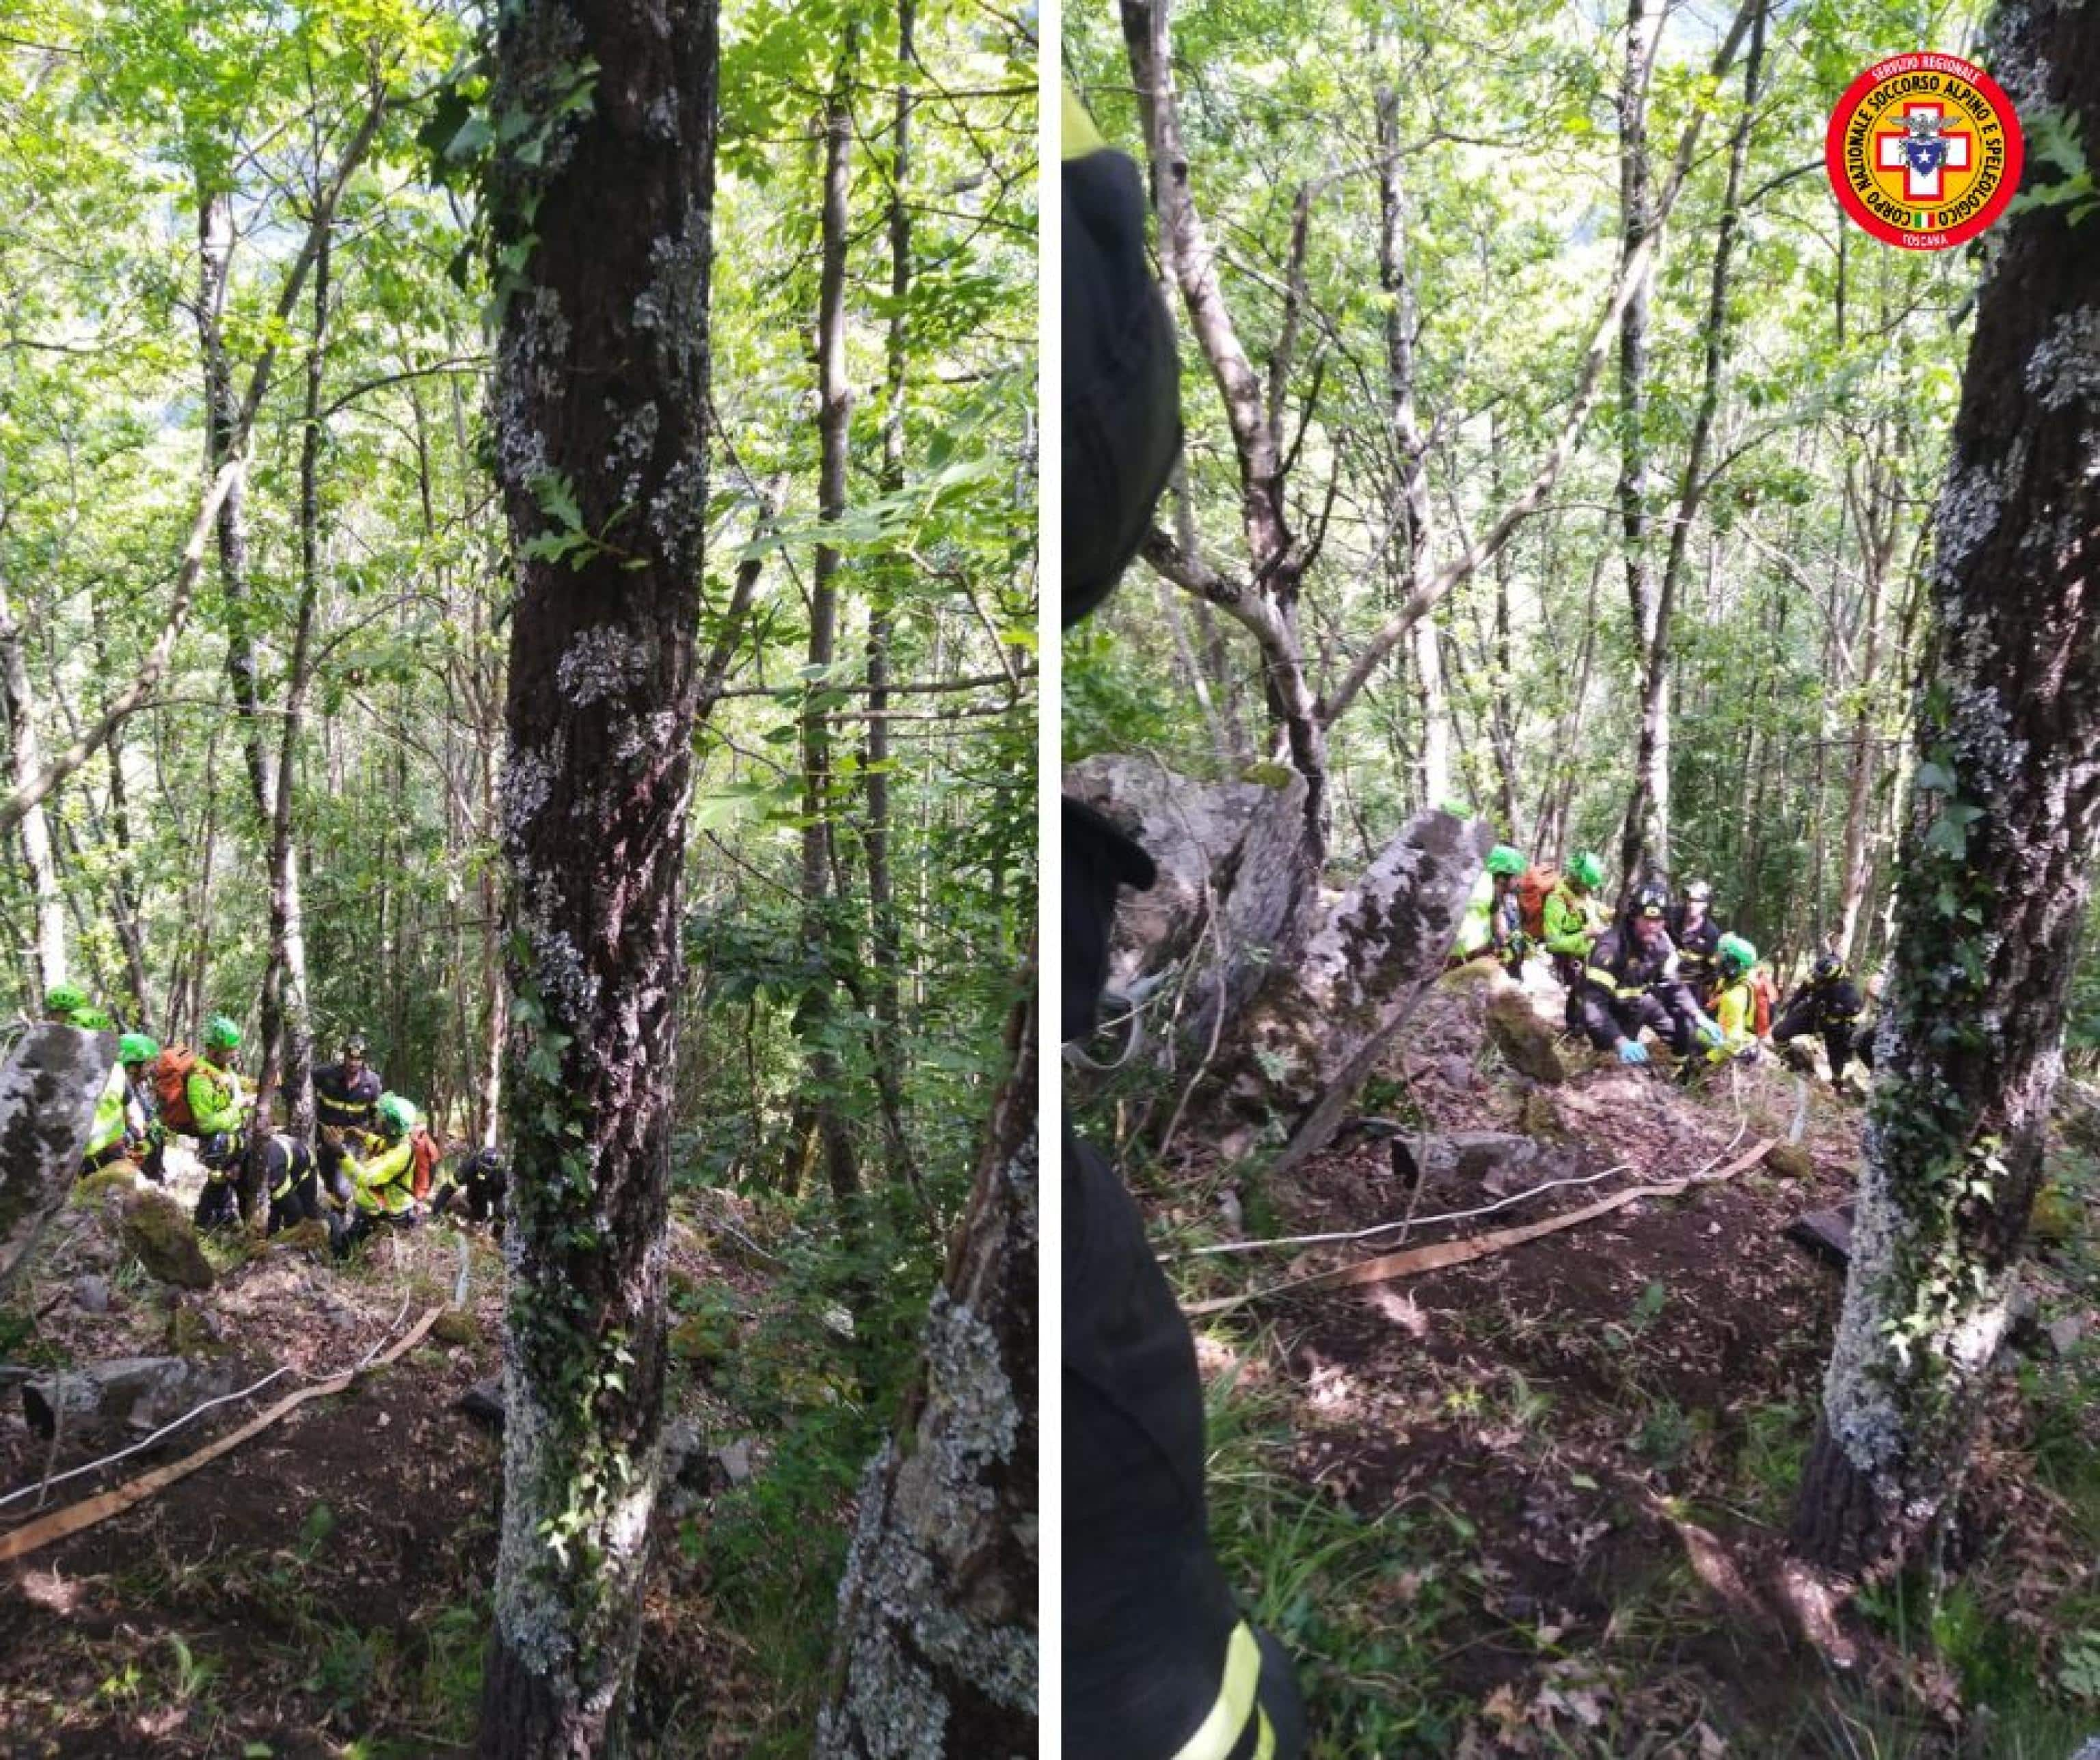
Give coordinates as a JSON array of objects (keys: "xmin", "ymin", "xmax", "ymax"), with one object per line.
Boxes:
[{"xmin": 1170, "ymin": 1621, "xmax": 1272, "ymax": 1760}]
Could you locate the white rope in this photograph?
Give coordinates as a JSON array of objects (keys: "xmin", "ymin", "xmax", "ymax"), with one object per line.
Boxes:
[
  {"xmin": 1185, "ymin": 1113, "xmax": 1756, "ymax": 1264},
  {"xmin": 1183, "ymin": 1162, "xmax": 1637, "ymax": 1258},
  {"xmin": 0, "ymin": 1365, "xmax": 292, "ymax": 1515}
]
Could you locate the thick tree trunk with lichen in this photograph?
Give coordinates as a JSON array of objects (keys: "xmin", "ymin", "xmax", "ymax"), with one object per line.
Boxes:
[
  {"xmin": 1790, "ymin": 0, "xmax": 2100, "ymax": 1580},
  {"xmin": 478, "ymin": 1, "xmax": 718, "ymax": 1752},
  {"xmin": 0, "ymin": 1026, "xmax": 115, "ymax": 1297},
  {"xmin": 1200, "ymin": 811, "xmax": 1490, "ymax": 1170},
  {"xmin": 815, "ymin": 1001, "xmax": 1038, "ymax": 1757}
]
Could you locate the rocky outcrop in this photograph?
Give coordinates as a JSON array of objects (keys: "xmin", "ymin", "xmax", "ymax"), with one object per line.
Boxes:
[
  {"xmin": 1200, "ymin": 810, "xmax": 1491, "ymax": 1172},
  {"xmin": 21, "ymin": 1355, "xmax": 242, "ymax": 1439},
  {"xmin": 1063, "ymin": 755, "xmax": 1310, "ymax": 1051},
  {"xmin": 0, "ymin": 1025, "xmax": 118, "ymax": 1297}
]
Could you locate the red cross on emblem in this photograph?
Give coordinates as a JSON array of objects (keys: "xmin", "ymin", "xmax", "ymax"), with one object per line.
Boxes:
[{"xmin": 1874, "ymin": 102, "xmax": 1973, "ymax": 204}]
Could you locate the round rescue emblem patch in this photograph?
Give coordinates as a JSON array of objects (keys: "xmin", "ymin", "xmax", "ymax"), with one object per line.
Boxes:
[{"xmin": 1825, "ymin": 53, "xmax": 2022, "ymax": 251}]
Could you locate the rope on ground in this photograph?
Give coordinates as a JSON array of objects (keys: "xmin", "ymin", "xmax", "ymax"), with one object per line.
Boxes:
[
  {"xmin": 1182, "ymin": 1162, "xmax": 1638, "ymax": 1259},
  {"xmin": 0, "ymin": 1305, "xmax": 440, "ymax": 1563},
  {"xmin": 0, "ymin": 1365, "xmax": 293, "ymax": 1516},
  {"xmin": 1183, "ymin": 1139, "xmax": 1777, "ymax": 1320}
]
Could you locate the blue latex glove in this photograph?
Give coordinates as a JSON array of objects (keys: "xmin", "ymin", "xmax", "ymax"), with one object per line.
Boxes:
[
  {"xmin": 1618, "ymin": 1040, "xmax": 1650, "ymax": 1066},
  {"xmin": 1698, "ymin": 1022, "xmax": 1725, "ymax": 1048}
]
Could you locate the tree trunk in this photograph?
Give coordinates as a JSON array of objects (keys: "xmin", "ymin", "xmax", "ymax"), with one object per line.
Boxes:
[
  {"xmin": 1122, "ymin": 0, "xmax": 1326, "ymax": 869},
  {"xmin": 862, "ymin": 0, "xmax": 924, "ymax": 1204},
  {"xmin": 1791, "ymin": 0, "xmax": 2100, "ymax": 1578},
  {"xmin": 1835, "ymin": 455, "xmax": 1900, "ymax": 960},
  {"xmin": 0, "ymin": 584, "xmax": 66, "ymax": 994},
  {"xmin": 1373, "ymin": 82, "xmax": 1448, "ymax": 817},
  {"xmin": 195, "ymin": 184, "xmax": 275, "ymax": 825},
  {"xmin": 1485, "ymin": 424, "xmax": 1523, "ymax": 837},
  {"xmin": 787, "ymin": 38, "xmax": 864, "ymax": 1214},
  {"xmin": 1614, "ymin": 0, "xmax": 1665, "ymax": 888},
  {"xmin": 815, "ymin": 999, "xmax": 1038, "ymax": 1755},
  {"xmin": 252, "ymin": 205, "xmax": 331, "ymax": 1159},
  {"xmin": 87, "ymin": 591, "xmax": 153, "ymax": 1020},
  {"xmin": 1632, "ymin": 0, "xmax": 1764, "ymax": 889},
  {"xmin": 477, "ymin": 0, "xmax": 718, "ymax": 1748}
]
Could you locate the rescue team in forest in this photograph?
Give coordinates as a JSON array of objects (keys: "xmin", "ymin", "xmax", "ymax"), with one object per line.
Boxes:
[
  {"xmin": 1450, "ymin": 847, "xmax": 1870, "ymax": 1085},
  {"xmin": 44, "ymin": 986, "xmax": 509, "ymax": 1250}
]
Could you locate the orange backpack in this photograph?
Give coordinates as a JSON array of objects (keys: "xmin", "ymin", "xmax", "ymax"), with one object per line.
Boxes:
[
  {"xmin": 1750, "ymin": 970, "xmax": 1778, "ymax": 1038},
  {"xmin": 1517, "ymin": 867, "xmax": 1560, "ymax": 940},
  {"xmin": 153, "ymin": 1046, "xmax": 200, "ymax": 1131},
  {"xmin": 409, "ymin": 1127, "xmax": 441, "ymax": 1201}
]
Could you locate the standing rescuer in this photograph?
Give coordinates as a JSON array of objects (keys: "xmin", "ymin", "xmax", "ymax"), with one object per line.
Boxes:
[
  {"xmin": 81, "ymin": 1032, "xmax": 154, "ymax": 1177},
  {"xmin": 1452, "ymin": 845, "xmax": 1529, "ymax": 971},
  {"xmin": 1541, "ymin": 852, "xmax": 1611, "ymax": 1028},
  {"xmin": 313, "ymin": 1031, "xmax": 383, "ymax": 1208},
  {"xmin": 189, "ymin": 1016, "xmax": 253, "ymax": 1230},
  {"xmin": 1669, "ymin": 879, "xmax": 1722, "ymax": 1007},
  {"xmin": 1063, "ymin": 85, "xmax": 1306, "ymax": 1760}
]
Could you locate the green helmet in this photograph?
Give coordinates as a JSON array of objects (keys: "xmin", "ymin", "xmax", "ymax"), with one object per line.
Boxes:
[
  {"xmin": 119, "ymin": 1032, "xmax": 161, "ymax": 1065},
  {"xmin": 1487, "ymin": 845, "xmax": 1526, "ymax": 878},
  {"xmin": 69, "ymin": 1006, "xmax": 115, "ymax": 1031},
  {"xmin": 1569, "ymin": 851, "xmax": 1604, "ymax": 890},
  {"xmin": 376, "ymin": 1092, "xmax": 418, "ymax": 1136},
  {"xmin": 43, "ymin": 981, "xmax": 88, "ymax": 1016},
  {"xmin": 1717, "ymin": 934, "xmax": 1756, "ymax": 977},
  {"xmin": 204, "ymin": 1015, "xmax": 243, "ymax": 1053}
]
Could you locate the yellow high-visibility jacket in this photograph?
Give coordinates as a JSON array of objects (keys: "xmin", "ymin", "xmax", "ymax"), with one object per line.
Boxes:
[{"xmin": 348, "ymin": 1134, "xmax": 416, "ymax": 1215}]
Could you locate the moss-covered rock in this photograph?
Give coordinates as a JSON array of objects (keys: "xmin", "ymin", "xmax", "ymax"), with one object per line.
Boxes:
[
  {"xmin": 1763, "ymin": 1143, "xmax": 1816, "ymax": 1182},
  {"xmin": 1516, "ymin": 1089, "xmax": 1568, "ymax": 1142},
  {"xmin": 120, "ymin": 1191, "xmax": 215, "ymax": 1289},
  {"xmin": 2029, "ymin": 1181, "xmax": 2081, "ymax": 1246},
  {"xmin": 164, "ymin": 1302, "xmax": 231, "ymax": 1358},
  {"xmin": 669, "ymin": 1312, "xmax": 733, "ymax": 1371},
  {"xmin": 432, "ymin": 1308, "xmax": 483, "ymax": 1349},
  {"xmin": 70, "ymin": 1166, "xmax": 140, "ymax": 1209},
  {"xmin": 1487, "ymin": 990, "xmax": 1567, "ymax": 1085}
]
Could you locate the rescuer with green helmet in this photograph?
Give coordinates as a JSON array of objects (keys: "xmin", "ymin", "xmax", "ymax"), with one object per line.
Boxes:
[
  {"xmin": 78, "ymin": 1030, "xmax": 152, "ymax": 1178},
  {"xmin": 190, "ymin": 1016, "xmax": 253, "ymax": 1230},
  {"xmin": 334, "ymin": 1091, "xmax": 425, "ymax": 1254},
  {"xmin": 1539, "ymin": 851, "xmax": 1611, "ymax": 1025},
  {"xmin": 1705, "ymin": 934, "xmax": 1764, "ymax": 1064},
  {"xmin": 1451, "ymin": 843, "xmax": 1529, "ymax": 971}
]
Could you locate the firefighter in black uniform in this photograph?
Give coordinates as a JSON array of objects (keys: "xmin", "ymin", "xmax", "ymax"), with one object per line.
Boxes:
[
  {"xmin": 312, "ymin": 1032, "xmax": 383, "ymax": 1207},
  {"xmin": 1570, "ymin": 883, "xmax": 1725, "ymax": 1064},
  {"xmin": 1063, "ymin": 87, "xmax": 1306, "ymax": 1760},
  {"xmin": 1773, "ymin": 953, "xmax": 1865, "ymax": 1083},
  {"xmin": 1667, "ymin": 878, "xmax": 1723, "ymax": 1009},
  {"xmin": 433, "ymin": 1146, "xmax": 509, "ymax": 1231}
]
